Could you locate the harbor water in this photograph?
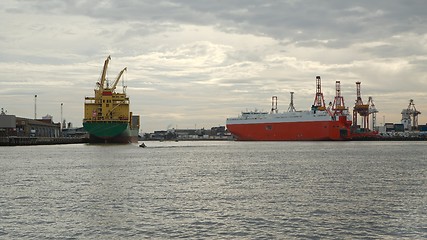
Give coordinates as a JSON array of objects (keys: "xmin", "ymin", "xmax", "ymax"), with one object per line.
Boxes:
[{"xmin": 1, "ymin": 141, "xmax": 426, "ymax": 239}]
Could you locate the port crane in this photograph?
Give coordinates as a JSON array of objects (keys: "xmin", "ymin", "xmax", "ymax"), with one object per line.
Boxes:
[
  {"xmin": 353, "ymin": 81, "xmax": 370, "ymax": 130},
  {"xmin": 401, "ymin": 99, "xmax": 421, "ymax": 131},
  {"xmin": 367, "ymin": 96, "xmax": 378, "ymax": 130},
  {"xmin": 332, "ymin": 81, "xmax": 347, "ymax": 116},
  {"xmin": 313, "ymin": 76, "xmax": 326, "ymax": 111}
]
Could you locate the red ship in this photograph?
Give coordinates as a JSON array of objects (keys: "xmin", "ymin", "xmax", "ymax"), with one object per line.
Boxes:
[{"xmin": 226, "ymin": 76, "xmax": 355, "ymax": 141}]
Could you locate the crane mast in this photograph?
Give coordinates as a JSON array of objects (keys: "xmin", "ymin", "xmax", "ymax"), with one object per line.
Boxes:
[
  {"xmin": 401, "ymin": 99, "xmax": 421, "ymax": 131},
  {"xmin": 368, "ymin": 96, "xmax": 378, "ymax": 130},
  {"xmin": 313, "ymin": 76, "xmax": 326, "ymax": 111},
  {"xmin": 332, "ymin": 81, "xmax": 346, "ymax": 116},
  {"xmin": 111, "ymin": 67, "xmax": 127, "ymax": 92},
  {"xmin": 353, "ymin": 81, "xmax": 370, "ymax": 129},
  {"xmin": 99, "ymin": 55, "xmax": 111, "ymax": 91}
]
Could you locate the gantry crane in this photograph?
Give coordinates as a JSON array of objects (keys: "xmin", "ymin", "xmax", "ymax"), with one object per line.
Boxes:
[
  {"xmin": 313, "ymin": 76, "xmax": 326, "ymax": 111},
  {"xmin": 401, "ymin": 99, "xmax": 421, "ymax": 131},
  {"xmin": 353, "ymin": 81, "xmax": 370, "ymax": 129},
  {"xmin": 367, "ymin": 96, "xmax": 378, "ymax": 130},
  {"xmin": 332, "ymin": 81, "xmax": 346, "ymax": 116}
]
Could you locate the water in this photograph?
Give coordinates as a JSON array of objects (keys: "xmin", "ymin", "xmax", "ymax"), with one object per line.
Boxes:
[{"xmin": 1, "ymin": 141, "xmax": 426, "ymax": 239}]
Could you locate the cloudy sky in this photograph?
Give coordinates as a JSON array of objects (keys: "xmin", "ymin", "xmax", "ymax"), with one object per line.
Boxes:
[{"xmin": 1, "ymin": 0, "xmax": 426, "ymax": 133}]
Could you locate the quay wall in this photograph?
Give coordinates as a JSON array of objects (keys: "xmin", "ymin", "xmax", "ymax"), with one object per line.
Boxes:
[{"xmin": 0, "ymin": 137, "xmax": 88, "ymax": 146}]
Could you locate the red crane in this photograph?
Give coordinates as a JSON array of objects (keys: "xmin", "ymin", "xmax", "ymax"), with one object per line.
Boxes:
[
  {"xmin": 313, "ymin": 76, "xmax": 326, "ymax": 111},
  {"xmin": 332, "ymin": 81, "xmax": 346, "ymax": 116},
  {"xmin": 353, "ymin": 81, "xmax": 370, "ymax": 129}
]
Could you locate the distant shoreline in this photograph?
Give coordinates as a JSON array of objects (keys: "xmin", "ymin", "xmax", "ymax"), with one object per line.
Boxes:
[{"xmin": 2, "ymin": 135, "xmax": 426, "ymax": 146}]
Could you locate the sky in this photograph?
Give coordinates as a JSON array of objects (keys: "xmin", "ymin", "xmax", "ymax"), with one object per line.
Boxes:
[{"xmin": 1, "ymin": 0, "xmax": 427, "ymax": 133}]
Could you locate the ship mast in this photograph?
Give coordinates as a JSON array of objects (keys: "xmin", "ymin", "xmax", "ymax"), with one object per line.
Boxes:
[{"xmin": 287, "ymin": 92, "xmax": 296, "ymax": 112}]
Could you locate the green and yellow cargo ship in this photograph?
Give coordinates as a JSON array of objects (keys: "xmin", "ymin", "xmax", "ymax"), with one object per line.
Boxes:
[{"xmin": 83, "ymin": 56, "xmax": 140, "ymax": 143}]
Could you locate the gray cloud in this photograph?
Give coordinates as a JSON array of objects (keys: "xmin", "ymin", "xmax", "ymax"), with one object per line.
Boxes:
[{"xmin": 1, "ymin": 0, "xmax": 427, "ymax": 132}]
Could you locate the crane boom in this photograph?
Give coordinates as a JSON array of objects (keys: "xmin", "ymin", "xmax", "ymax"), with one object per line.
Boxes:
[
  {"xmin": 99, "ymin": 55, "xmax": 111, "ymax": 90},
  {"xmin": 111, "ymin": 67, "xmax": 127, "ymax": 92}
]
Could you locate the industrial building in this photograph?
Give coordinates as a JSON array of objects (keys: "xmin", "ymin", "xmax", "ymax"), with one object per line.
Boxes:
[
  {"xmin": 0, "ymin": 109, "xmax": 89, "ymax": 146},
  {"xmin": 0, "ymin": 109, "xmax": 60, "ymax": 138}
]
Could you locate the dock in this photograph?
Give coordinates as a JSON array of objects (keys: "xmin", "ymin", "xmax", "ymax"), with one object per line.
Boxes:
[{"xmin": 0, "ymin": 137, "xmax": 88, "ymax": 146}]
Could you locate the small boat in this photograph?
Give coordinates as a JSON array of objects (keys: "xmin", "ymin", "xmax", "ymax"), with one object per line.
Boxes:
[{"xmin": 139, "ymin": 143, "xmax": 146, "ymax": 148}]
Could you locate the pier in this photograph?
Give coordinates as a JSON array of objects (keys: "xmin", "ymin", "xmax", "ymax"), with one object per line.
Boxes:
[{"xmin": 0, "ymin": 137, "xmax": 88, "ymax": 146}]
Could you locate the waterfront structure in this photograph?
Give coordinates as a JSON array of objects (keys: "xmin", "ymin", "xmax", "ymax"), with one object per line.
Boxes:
[{"xmin": 0, "ymin": 111, "xmax": 60, "ymax": 138}]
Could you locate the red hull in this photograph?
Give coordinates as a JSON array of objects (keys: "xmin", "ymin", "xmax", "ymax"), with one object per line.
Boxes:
[{"xmin": 227, "ymin": 120, "xmax": 351, "ymax": 141}]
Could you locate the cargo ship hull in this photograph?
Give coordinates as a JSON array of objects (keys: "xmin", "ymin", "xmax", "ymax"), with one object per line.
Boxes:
[
  {"xmin": 227, "ymin": 120, "xmax": 350, "ymax": 141},
  {"xmin": 226, "ymin": 111, "xmax": 352, "ymax": 141},
  {"xmin": 83, "ymin": 121, "xmax": 138, "ymax": 143}
]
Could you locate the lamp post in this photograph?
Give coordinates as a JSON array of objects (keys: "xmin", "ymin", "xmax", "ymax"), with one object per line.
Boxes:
[
  {"xmin": 34, "ymin": 95, "xmax": 37, "ymax": 119},
  {"xmin": 61, "ymin": 103, "xmax": 63, "ymax": 131}
]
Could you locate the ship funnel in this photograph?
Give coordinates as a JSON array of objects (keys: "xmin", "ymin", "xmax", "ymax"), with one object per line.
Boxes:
[{"xmin": 271, "ymin": 96, "xmax": 278, "ymax": 113}]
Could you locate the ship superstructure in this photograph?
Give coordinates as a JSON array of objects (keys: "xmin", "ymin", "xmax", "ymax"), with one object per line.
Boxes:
[{"xmin": 83, "ymin": 56, "xmax": 139, "ymax": 143}]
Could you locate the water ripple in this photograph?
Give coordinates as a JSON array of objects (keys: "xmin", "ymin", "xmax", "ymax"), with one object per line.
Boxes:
[{"xmin": 0, "ymin": 141, "xmax": 426, "ymax": 239}]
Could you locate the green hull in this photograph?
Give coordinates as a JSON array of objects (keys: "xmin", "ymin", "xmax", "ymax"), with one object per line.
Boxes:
[{"xmin": 83, "ymin": 121, "xmax": 138, "ymax": 143}]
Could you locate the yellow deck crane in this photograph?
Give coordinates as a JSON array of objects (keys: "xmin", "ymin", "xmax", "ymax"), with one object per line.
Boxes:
[
  {"xmin": 85, "ymin": 56, "xmax": 130, "ymax": 121},
  {"xmin": 110, "ymin": 67, "xmax": 127, "ymax": 93},
  {"xmin": 98, "ymin": 55, "xmax": 111, "ymax": 92}
]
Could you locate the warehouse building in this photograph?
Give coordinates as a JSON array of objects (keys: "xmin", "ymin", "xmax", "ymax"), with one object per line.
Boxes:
[{"xmin": 0, "ymin": 110, "xmax": 60, "ymax": 137}]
